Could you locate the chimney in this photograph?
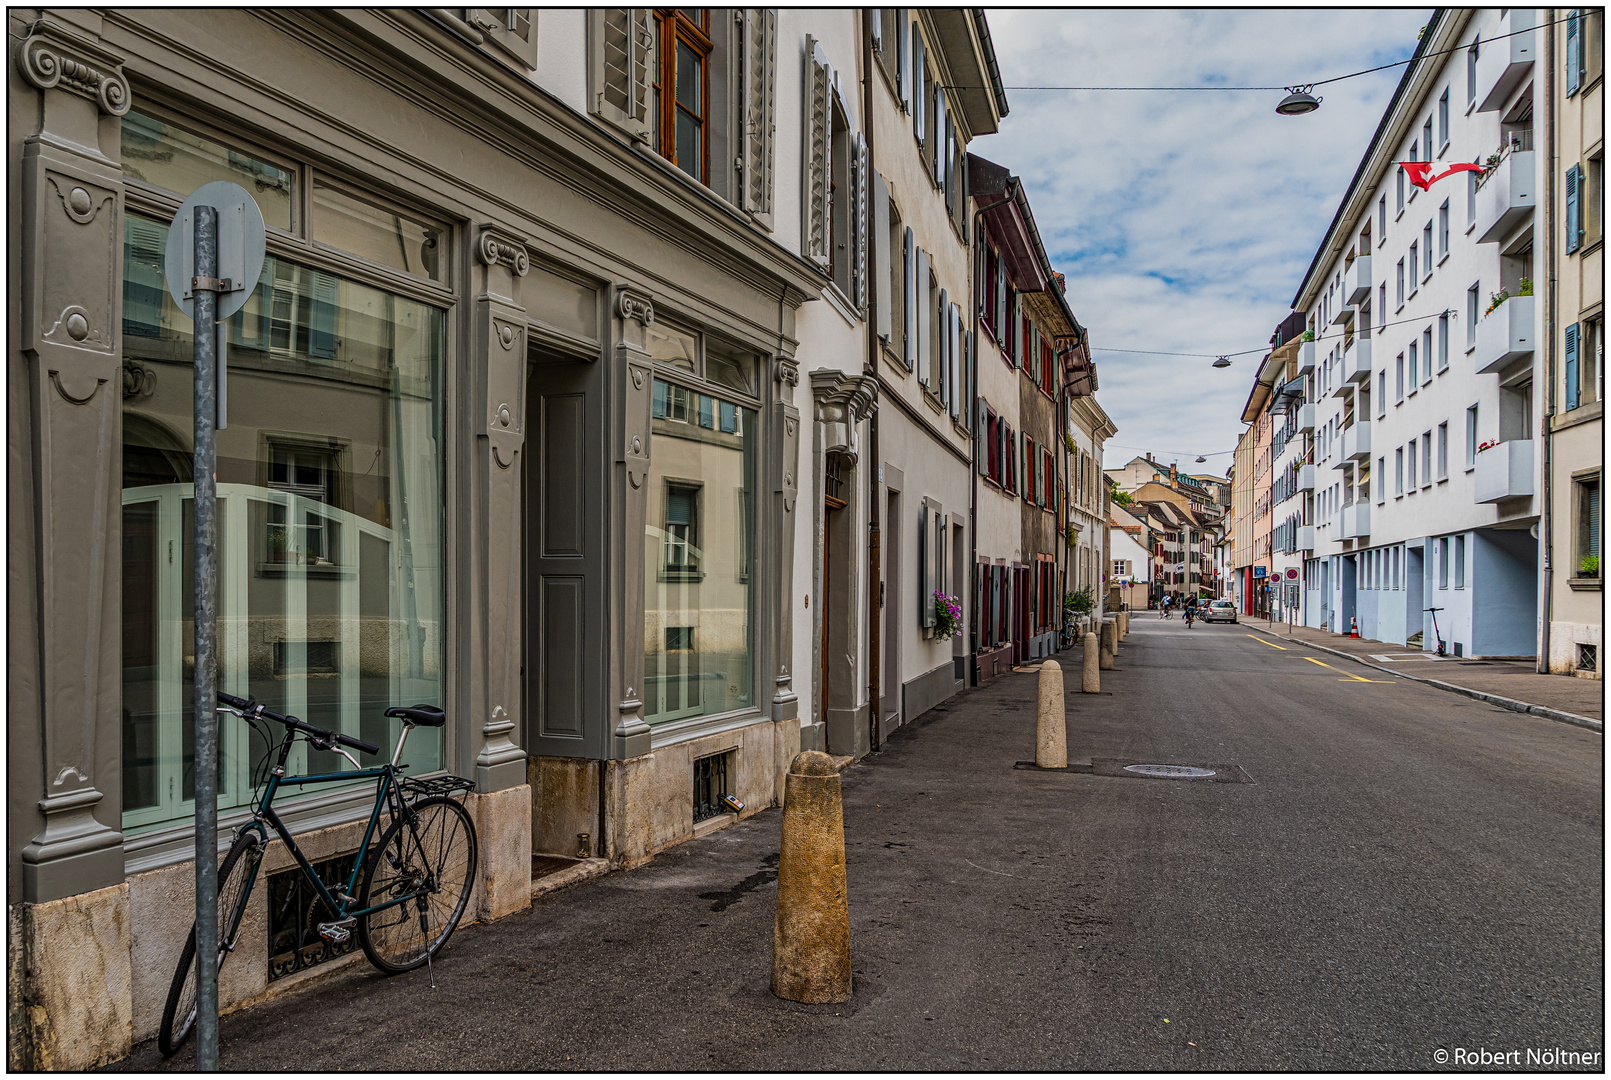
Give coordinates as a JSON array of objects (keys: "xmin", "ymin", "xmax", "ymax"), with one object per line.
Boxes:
[{"xmin": 1170, "ymin": 463, "xmax": 1178, "ymax": 486}]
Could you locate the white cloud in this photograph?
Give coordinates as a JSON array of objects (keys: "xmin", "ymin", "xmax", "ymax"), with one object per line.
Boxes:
[{"xmin": 972, "ymin": 7, "xmax": 1432, "ymax": 470}]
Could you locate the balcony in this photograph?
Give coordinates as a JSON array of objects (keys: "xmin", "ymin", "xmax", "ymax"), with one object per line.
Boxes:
[
  {"xmin": 1341, "ymin": 336, "xmax": 1371, "ymax": 383},
  {"xmin": 1343, "ymin": 255, "xmax": 1371, "ymax": 306},
  {"xmin": 1297, "ymin": 525, "xmax": 1315, "ymax": 551},
  {"xmin": 1341, "ymin": 421, "xmax": 1371, "ymax": 463},
  {"xmin": 1296, "ymin": 403, "xmax": 1316, "ymax": 433},
  {"xmin": 1476, "ymin": 8, "xmax": 1536, "ymax": 113},
  {"xmin": 1297, "ymin": 463, "xmax": 1317, "ymax": 492},
  {"xmin": 1341, "ymin": 502, "xmax": 1370, "ymax": 539},
  {"xmin": 1475, "ymin": 150, "xmax": 1535, "ymax": 244},
  {"xmin": 1474, "ymin": 294, "xmax": 1535, "ymax": 375},
  {"xmin": 1295, "ymin": 341, "xmax": 1316, "ymax": 376},
  {"xmin": 1474, "ymin": 439, "xmax": 1534, "ymax": 502},
  {"xmin": 1330, "ymin": 303, "xmax": 1353, "ymax": 326}
]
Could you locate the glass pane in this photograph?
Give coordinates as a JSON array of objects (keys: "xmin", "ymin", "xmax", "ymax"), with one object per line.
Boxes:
[
  {"xmin": 675, "ymin": 108, "xmax": 701, "ymax": 177},
  {"xmin": 121, "ymin": 213, "xmax": 448, "ymax": 834},
  {"xmin": 704, "ymin": 350, "xmax": 752, "ymax": 395},
  {"xmin": 676, "ymin": 40, "xmax": 701, "ymax": 112},
  {"xmin": 313, "ymin": 183, "xmax": 444, "ymax": 282},
  {"xmin": 120, "ymin": 111, "xmax": 293, "ymax": 231},
  {"xmin": 645, "ymin": 322, "xmax": 697, "ymax": 371},
  {"xmin": 644, "ymin": 378, "xmax": 755, "ymax": 725}
]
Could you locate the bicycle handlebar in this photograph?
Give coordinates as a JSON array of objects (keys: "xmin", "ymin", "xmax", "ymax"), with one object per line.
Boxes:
[{"xmin": 217, "ymin": 691, "xmax": 381, "ymax": 756}]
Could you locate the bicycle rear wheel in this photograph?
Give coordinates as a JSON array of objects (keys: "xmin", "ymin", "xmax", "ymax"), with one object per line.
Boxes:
[
  {"xmin": 158, "ymin": 831, "xmax": 263, "ymax": 1057},
  {"xmin": 356, "ymin": 795, "xmax": 477, "ymax": 974}
]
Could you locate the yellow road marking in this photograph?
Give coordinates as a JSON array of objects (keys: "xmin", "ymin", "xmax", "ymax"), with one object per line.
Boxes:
[
  {"xmin": 1247, "ymin": 635, "xmax": 1288, "ymax": 650},
  {"xmin": 1301, "ymin": 656, "xmax": 1396, "ymax": 683}
]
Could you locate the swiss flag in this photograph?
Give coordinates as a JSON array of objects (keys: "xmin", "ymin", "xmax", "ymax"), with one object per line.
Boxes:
[{"xmin": 1400, "ymin": 160, "xmax": 1487, "ymax": 191}]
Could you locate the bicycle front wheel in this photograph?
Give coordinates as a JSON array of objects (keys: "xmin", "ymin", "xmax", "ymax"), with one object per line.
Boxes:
[
  {"xmin": 158, "ymin": 831, "xmax": 263, "ymax": 1057},
  {"xmin": 356, "ymin": 795, "xmax": 477, "ymax": 974}
]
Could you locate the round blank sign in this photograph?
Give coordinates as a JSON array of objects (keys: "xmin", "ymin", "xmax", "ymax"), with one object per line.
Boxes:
[{"xmin": 163, "ymin": 180, "xmax": 267, "ymax": 321}]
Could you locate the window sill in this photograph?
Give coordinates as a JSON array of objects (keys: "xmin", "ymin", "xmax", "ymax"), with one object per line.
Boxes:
[
  {"xmin": 1567, "ymin": 578, "xmax": 1602, "ymax": 592},
  {"xmin": 1440, "ymin": 139, "xmax": 1451, "ymax": 157},
  {"xmin": 1439, "ymin": 252, "xmax": 1451, "ymax": 267},
  {"xmin": 1396, "ymin": 209, "xmax": 1405, "ymax": 222},
  {"xmin": 820, "ymin": 282, "xmax": 860, "ymax": 327}
]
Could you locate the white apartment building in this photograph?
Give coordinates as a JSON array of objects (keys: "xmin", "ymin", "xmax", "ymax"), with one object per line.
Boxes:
[{"xmin": 1295, "ymin": 8, "xmax": 1545, "ymax": 656}]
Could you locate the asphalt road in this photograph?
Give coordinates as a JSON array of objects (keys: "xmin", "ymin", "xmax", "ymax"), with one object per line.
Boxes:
[{"xmin": 123, "ymin": 616, "xmax": 1603, "ymax": 1071}]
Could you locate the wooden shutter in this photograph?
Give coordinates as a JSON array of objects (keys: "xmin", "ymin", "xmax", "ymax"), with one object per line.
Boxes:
[
  {"xmin": 902, "ymin": 225, "xmax": 915, "ymax": 369},
  {"xmin": 919, "ymin": 502, "xmax": 935, "ymax": 626},
  {"xmin": 933, "ymin": 83, "xmax": 947, "ymax": 181},
  {"xmin": 1565, "ymin": 323, "xmax": 1580, "ymax": 409},
  {"xmin": 897, "ymin": 9, "xmax": 910, "ymax": 111},
  {"xmin": 869, "ymin": 8, "xmax": 882, "ymax": 52},
  {"xmin": 936, "ymin": 287, "xmax": 949, "ymax": 404},
  {"xmin": 940, "ymin": 513, "xmax": 951, "ymax": 597},
  {"xmin": 948, "ymin": 302, "xmax": 962, "ymax": 419},
  {"xmin": 854, "ymin": 132, "xmax": 869, "ymax": 313},
  {"xmin": 912, "ymin": 27, "xmax": 925, "ymax": 145},
  {"xmin": 995, "ymin": 253, "xmax": 1006, "ymax": 344},
  {"xmin": 915, "ymin": 245, "xmax": 931, "ymax": 386},
  {"xmin": 1566, "ymin": 165, "xmax": 1582, "ymax": 254},
  {"xmin": 467, "ymin": 8, "xmax": 538, "ymax": 69},
  {"xmin": 1567, "ymin": 10, "xmax": 1582, "ymax": 96},
  {"xmin": 976, "ymin": 400, "xmax": 989, "ymax": 474},
  {"xmin": 803, "ymin": 37, "xmax": 834, "ymax": 268},
  {"xmin": 591, "ymin": 9, "xmax": 652, "ymax": 141},
  {"xmin": 874, "ymin": 170, "xmax": 892, "ymax": 342},
  {"xmin": 740, "ymin": 8, "xmax": 778, "ymax": 225}
]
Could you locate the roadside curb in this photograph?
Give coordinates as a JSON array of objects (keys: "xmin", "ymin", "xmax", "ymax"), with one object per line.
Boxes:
[{"xmin": 1246, "ymin": 623, "xmax": 1603, "ymax": 734}]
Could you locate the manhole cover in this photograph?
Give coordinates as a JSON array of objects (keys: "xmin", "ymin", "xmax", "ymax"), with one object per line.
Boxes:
[{"xmin": 1123, "ymin": 764, "xmax": 1217, "ymax": 779}]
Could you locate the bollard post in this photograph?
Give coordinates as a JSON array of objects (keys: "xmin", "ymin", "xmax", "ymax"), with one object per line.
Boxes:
[
  {"xmin": 1117, "ymin": 611, "xmax": 1129, "ymax": 640},
  {"xmin": 772, "ymin": 751, "xmax": 851, "ymax": 1003},
  {"xmin": 1083, "ymin": 627, "xmax": 1100, "ymax": 693},
  {"xmin": 1035, "ymin": 660, "xmax": 1066, "ymax": 768},
  {"xmin": 1099, "ymin": 618, "xmax": 1117, "ymax": 670}
]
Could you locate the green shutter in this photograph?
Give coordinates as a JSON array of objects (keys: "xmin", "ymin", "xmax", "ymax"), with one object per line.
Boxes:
[
  {"xmin": 1566, "ymin": 165, "xmax": 1582, "ymax": 254},
  {"xmin": 1566, "ymin": 10, "xmax": 1582, "ymax": 96},
  {"xmin": 1565, "ymin": 323, "xmax": 1581, "ymax": 410}
]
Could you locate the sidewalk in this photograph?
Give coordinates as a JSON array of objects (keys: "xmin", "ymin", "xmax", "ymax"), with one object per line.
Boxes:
[{"xmin": 1244, "ymin": 619, "xmax": 1603, "ymax": 728}]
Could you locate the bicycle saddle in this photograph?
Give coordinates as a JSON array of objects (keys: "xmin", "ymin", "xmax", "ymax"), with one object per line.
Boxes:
[{"xmin": 385, "ymin": 704, "xmax": 446, "ymax": 727}]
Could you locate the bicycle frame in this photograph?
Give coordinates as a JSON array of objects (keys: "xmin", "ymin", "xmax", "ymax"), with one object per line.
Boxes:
[{"xmin": 230, "ymin": 719, "xmax": 434, "ymax": 933}]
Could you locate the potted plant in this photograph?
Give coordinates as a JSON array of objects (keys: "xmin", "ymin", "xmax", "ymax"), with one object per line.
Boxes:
[
  {"xmin": 1483, "ymin": 289, "xmax": 1511, "ymax": 317},
  {"xmin": 1477, "ymin": 438, "xmax": 1499, "ymax": 454},
  {"xmin": 1580, "ymin": 554, "xmax": 1600, "ymax": 579},
  {"xmin": 931, "ymin": 590, "xmax": 963, "ymax": 639},
  {"xmin": 1300, "ymin": 329, "xmax": 1315, "ymax": 342}
]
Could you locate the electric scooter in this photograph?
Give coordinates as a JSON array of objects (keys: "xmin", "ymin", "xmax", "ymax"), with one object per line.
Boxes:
[{"xmin": 1423, "ymin": 606, "xmax": 1447, "ymax": 656}]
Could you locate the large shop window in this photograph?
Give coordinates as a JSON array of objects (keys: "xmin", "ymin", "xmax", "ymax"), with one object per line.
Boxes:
[
  {"xmin": 120, "ymin": 204, "xmax": 447, "ymax": 834},
  {"xmin": 644, "ymin": 346, "xmax": 757, "ymax": 725}
]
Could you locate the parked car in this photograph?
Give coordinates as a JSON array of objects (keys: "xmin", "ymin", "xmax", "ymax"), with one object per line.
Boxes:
[{"xmin": 1204, "ymin": 599, "xmax": 1238, "ymax": 624}]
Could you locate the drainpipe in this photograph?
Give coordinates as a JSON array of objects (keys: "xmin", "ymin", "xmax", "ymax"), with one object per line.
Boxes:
[
  {"xmin": 1539, "ymin": 12, "xmax": 1556, "ymax": 674},
  {"xmin": 863, "ymin": 13, "xmax": 882, "ymax": 748}
]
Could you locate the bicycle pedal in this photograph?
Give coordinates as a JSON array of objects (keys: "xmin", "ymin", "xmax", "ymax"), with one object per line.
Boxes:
[{"xmin": 317, "ymin": 917, "xmax": 356, "ymax": 945}]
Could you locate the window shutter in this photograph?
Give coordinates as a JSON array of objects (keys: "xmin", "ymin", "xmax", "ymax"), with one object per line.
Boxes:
[
  {"xmin": 937, "ymin": 286, "xmax": 949, "ymax": 405},
  {"xmin": 976, "ymin": 401, "xmax": 989, "ymax": 474},
  {"xmin": 912, "ymin": 28, "xmax": 925, "ymax": 144},
  {"xmin": 591, "ymin": 9, "xmax": 652, "ymax": 141},
  {"xmin": 854, "ymin": 132, "xmax": 869, "ymax": 314},
  {"xmin": 933, "ymin": 84, "xmax": 947, "ymax": 182},
  {"xmin": 873, "ymin": 170, "xmax": 892, "ymax": 343},
  {"xmin": 919, "ymin": 502, "xmax": 935, "ymax": 626},
  {"xmin": 869, "ymin": 8, "xmax": 882, "ymax": 52},
  {"xmin": 740, "ymin": 8, "xmax": 778, "ymax": 225},
  {"xmin": 995, "ymin": 253, "xmax": 1006, "ymax": 344},
  {"xmin": 960, "ymin": 152, "xmax": 970, "ymax": 243},
  {"xmin": 1565, "ymin": 323, "xmax": 1581, "ymax": 409},
  {"xmin": 1567, "ymin": 10, "xmax": 1582, "ymax": 96},
  {"xmin": 897, "ymin": 9, "xmax": 910, "ymax": 111},
  {"xmin": 939, "ymin": 512, "xmax": 950, "ymax": 597},
  {"xmin": 803, "ymin": 38, "xmax": 834, "ymax": 268},
  {"xmin": 949, "ymin": 303, "xmax": 962, "ymax": 419},
  {"xmin": 308, "ymin": 270, "xmax": 340, "ymax": 360},
  {"xmin": 1012, "ymin": 293, "xmax": 1023, "ymax": 368},
  {"xmin": 467, "ymin": 8, "xmax": 538, "ymax": 70},
  {"xmin": 902, "ymin": 225, "xmax": 915, "ymax": 369},
  {"xmin": 916, "ymin": 245, "xmax": 931, "ymax": 386},
  {"xmin": 1566, "ymin": 165, "xmax": 1582, "ymax": 254}
]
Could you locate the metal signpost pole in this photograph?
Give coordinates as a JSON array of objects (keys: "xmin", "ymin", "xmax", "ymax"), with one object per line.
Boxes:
[{"xmin": 191, "ymin": 205, "xmax": 221, "ymax": 1071}]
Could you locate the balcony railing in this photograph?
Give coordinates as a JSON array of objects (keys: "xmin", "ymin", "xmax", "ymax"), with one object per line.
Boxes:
[
  {"xmin": 1476, "ymin": 149, "xmax": 1536, "ymax": 244},
  {"xmin": 1476, "ymin": 8, "xmax": 1536, "ymax": 113},
  {"xmin": 1474, "ymin": 439, "xmax": 1534, "ymax": 502},
  {"xmin": 1474, "ymin": 294, "xmax": 1535, "ymax": 375}
]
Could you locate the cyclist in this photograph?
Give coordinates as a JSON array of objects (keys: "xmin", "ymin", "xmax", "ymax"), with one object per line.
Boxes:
[{"xmin": 1184, "ymin": 595, "xmax": 1198, "ymax": 627}]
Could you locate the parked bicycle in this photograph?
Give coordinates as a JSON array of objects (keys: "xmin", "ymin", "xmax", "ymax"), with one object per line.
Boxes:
[
  {"xmin": 158, "ymin": 692, "xmax": 478, "ymax": 1057},
  {"xmin": 1059, "ymin": 611, "xmax": 1079, "ymax": 650}
]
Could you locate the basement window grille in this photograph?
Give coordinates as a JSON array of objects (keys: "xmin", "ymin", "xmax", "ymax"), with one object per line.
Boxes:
[
  {"xmin": 267, "ymin": 850, "xmax": 359, "ymax": 981},
  {"xmin": 1579, "ymin": 643, "xmax": 1598, "ymax": 673},
  {"xmin": 693, "ymin": 751, "xmax": 733, "ymax": 823}
]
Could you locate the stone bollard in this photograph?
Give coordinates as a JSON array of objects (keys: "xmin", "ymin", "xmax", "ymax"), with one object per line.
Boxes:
[
  {"xmin": 1083, "ymin": 627, "xmax": 1100, "ymax": 693},
  {"xmin": 1035, "ymin": 660, "xmax": 1066, "ymax": 768},
  {"xmin": 772, "ymin": 751, "xmax": 851, "ymax": 1003},
  {"xmin": 1099, "ymin": 618, "xmax": 1117, "ymax": 670},
  {"xmin": 1118, "ymin": 611, "xmax": 1129, "ymax": 640}
]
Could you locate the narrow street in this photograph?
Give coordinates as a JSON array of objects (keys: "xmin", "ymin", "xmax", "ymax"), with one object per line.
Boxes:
[{"xmin": 121, "ymin": 618, "xmax": 1602, "ymax": 1072}]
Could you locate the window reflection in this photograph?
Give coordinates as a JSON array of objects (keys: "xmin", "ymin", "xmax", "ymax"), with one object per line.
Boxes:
[
  {"xmin": 644, "ymin": 377, "xmax": 755, "ymax": 724},
  {"xmin": 120, "ymin": 111, "xmax": 294, "ymax": 231},
  {"xmin": 120, "ymin": 213, "xmax": 446, "ymax": 832}
]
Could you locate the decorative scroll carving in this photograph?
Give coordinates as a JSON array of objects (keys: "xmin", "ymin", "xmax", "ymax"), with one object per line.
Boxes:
[
  {"xmin": 16, "ymin": 20, "xmax": 130, "ymax": 116},
  {"xmin": 477, "ymin": 227, "xmax": 530, "ymax": 275},
  {"xmin": 775, "ymin": 356, "xmax": 800, "ymax": 387},
  {"xmin": 615, "ymin": 289, "xmax": 654, "ymax": 327},
  {"xmin": 809, "ymin": 370, "xmax": 879, "ymax": 466}
]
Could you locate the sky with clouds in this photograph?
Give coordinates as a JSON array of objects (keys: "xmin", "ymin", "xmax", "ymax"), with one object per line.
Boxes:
[{"xmin": 971, "ymin": 7, "xmax": 1432, "ymax": 474}]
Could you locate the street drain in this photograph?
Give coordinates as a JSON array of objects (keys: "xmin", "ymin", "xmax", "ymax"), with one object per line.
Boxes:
[{"xmin": 1124, "ymin": 764, "xmax": 1216, "ymax": 779}]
